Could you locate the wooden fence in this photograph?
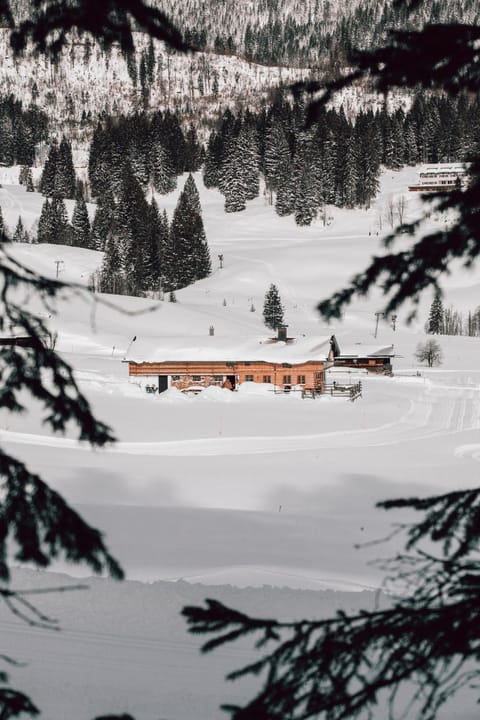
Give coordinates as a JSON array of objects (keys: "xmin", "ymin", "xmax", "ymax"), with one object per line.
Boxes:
[{"xmin": 302, "ymin": 381, "xmax": 362, "ymax": 401}]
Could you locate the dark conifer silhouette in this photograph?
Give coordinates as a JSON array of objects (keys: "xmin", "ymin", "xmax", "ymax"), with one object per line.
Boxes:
[
  {"xmin": 169, "ymin": 174, "xmax": 210, "ymax": 289},
  {"xmin": 71, "ymin": 197, "xmax": 91, "ymax": 249},
  {"xmin": 262, "ymin": 284, "xmax": 284, "ymax": 330},
  {"xmin": 427, "ymin": 291, "xmax": 444, "ymax": 335}
]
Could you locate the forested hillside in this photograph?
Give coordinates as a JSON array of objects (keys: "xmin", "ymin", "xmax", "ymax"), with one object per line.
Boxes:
[
  {"xmin": 1, "ymin": 0, "xmax": 479, "ymax": 301},
  {"xmin": 0, "ymin": 0, "xmax": 477, "ymax": 141}
]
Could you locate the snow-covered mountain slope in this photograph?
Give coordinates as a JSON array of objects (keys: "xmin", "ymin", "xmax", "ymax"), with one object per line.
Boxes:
[
  {"xmin": 2, "ymin": 164, "xmax": 480, "ymax": 720},
  {"xmin": 0, "ymin": 29, "xmax": 310, "ymax": 146},
  {"xmin": 2, "ymin": 164, "xmax": 480, "ymax": 588},
  {"xmin": 3, "ymin": 0, "xmax": 476, "ymax": 144}
]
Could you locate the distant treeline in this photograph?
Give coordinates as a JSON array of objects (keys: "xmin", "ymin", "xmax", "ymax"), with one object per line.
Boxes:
[
  {"xmin": 0, "ymin": 95, "xmax": 48, "ymax": 166},
  {"xmin": 202, "ymin": 91, "xmax": 480, "ymax": 224}
]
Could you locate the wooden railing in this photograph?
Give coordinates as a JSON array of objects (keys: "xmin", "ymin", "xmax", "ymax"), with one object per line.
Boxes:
[{"xmin": 302, "ymin": 382, "xmax": 362, "ymax": 401}]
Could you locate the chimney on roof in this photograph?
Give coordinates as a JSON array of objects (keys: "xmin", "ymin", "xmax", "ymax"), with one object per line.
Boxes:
[
  {"xmin": 209, "ymin": 325, "xmax": 215, "ymax": 336},
  {"xmin": 277, "ymin": 325, "xmax": 288, "ymax": 342}
]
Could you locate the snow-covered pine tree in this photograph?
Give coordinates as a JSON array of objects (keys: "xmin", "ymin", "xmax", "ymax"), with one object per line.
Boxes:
[
  {"xmin": 37, "ymin": 198, "xmax": 52, "ymax": 242},
  {"xmin": 161, "ymin": 209, "xmax": 177, "ymax": 291},
  {"xmin": 90, "ymin": 192, "xmax": 116, "ymax": 251},
  {"xmin": 184, "ymin": 124, "xmax": 204, "ymax": 173},
  {"xmin": 116, "ymin": 166, "xmax": 150, "ymax": 296},
  {"xmin": 71, "ymin": 197, "xmax": 91, "ymax": 249},
  {"xmin": 237, "ymin": 121, "xmax": 260, "ymax": 201},
  {"xmin": 13, "ymin": 217, "xmax": 28, "ymax": 243},
  {"xmin": 49, "ymin": 196, "xmax": 71, "ymax": 245},
  {"xmin": 19, "ymin": 165, "xmax": 29, "ymax": 185},
  {"xmin": 88, "ymin": 123, "xmax": 113, "ymax": 198},
  {"xmin": 275, "ymin": 162, "xmax": 295, "ymax": 216},
  {"xmin": 39, "ymin": 138, "xmax": 58, "ymax": 196},
  {"xmin": 183, "ymin": 173, "xmax": 201, "ymax": 214},
  {"xmin": 170, "ymin": 175, "xmax": 210, "ymax": 288},
  {"xmin": 428, "ymin": 291, "xmax": 445, "ymax": 334},
  {"xmin": 203, "ymin": 131, "xmax": 223, "ymax": 188},
  {"xmin": 99, "ymin": 232, "xmax": 125, "ymax": 294},
  {"xmin": 293, "ymin": 136, "xmax": 317, "ymax": 226},
  {"xmin": 263, "ymin": 122, "xmax": 291, "ymax": 203},
  {"xmin": 25, "ymin": 168, "xmax": 35, "ymax": 192},
  {"xmin": 220, "ymin": 136, "xmax": 248, "ymax": 213},
  {"xmin": 128, "ymin": 132, "xmax": 151, "ymax": 189},
  {"xmin": 151, "ymin": 141, "xmax": 176, "ymax": 194},
  {"xmin": 294, "ymin": 169, "xmax": 317, "ymax": 226},
  {"xmin": 216, "ymin": 109, "xmax": 237, "ymax": 193},
  {"xmin": 355, "ymin": 113, "xmax": 381, "ymax": 208},
  {"xmin": 143, "ymin": 198, "xmax": 162, "ymax": 292},
  {"xmin": 263, "ymin": 283, "xmax": 284, "ymax": 330},
  {"xmin": 342, "ymin": 138, "xmax": 359, "ymax": 209},
  {"xmin": 54, "ymin": 137, "xmax": 76, "ymax": 199}
]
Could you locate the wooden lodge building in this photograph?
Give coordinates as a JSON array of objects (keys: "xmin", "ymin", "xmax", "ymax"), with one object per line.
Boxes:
[
  {"xmin": 127, "ymin": 327, "xmax": 338, "ymax": 394},
  {"xmin": 333, "ymin": 344, "xmax": 394, "ymax": 375}
]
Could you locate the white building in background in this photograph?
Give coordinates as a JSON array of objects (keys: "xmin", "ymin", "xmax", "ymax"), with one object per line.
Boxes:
[{"xmin": 408, "ymin": 162, "xmax": 468, "ymax": 192}]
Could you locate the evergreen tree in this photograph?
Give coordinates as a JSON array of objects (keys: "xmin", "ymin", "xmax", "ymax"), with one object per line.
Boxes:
[
  {"xmin": 428, "ymin": 291, "xmax": 444, "ymax": 334},
  {"xmin": 37, "ymin": 198, "xmax": 52, "ymax": 243},
  {"xmin": 99, "ymin": 232, "xmax": 125, "ymax": 294},
  {"xmin": 71, "ymin": 197, "xmax": 91, "ymax": 249},
  {"xmin": 184, "ymin": 124, "xmax": 203, "ymax": 173},
  {"xmin": 55, "ymin": 137, "xmax": 76, "ymax": 199},
  {"xmin": 38, "ymin": 196, "xmax": 70, "ymax": 245},
  {"xmin": 116, "ymin": 166, "xmax": 150, "ymax": 295},
  {"xmin": 151, "ymin": 142, "xmax": 176, "ymax": 194},
  {"xmin": 143, "ymin": 197, "xmax": 162, "ymax": 292},
  {"xmin": 263, "ymin": 284, "xmax": 284, "ymax": 330},
  {"xmin": 203, "ymin": 132, "xmax": 223, "ymax": 188},
  {"xmin": 90, "ymin": 192, "xmax": 116, "ymax": 251},
  {"xmin": 220, "ymin": 136, "xmax": 248, "ymax": 213},
  {"xmin": 161, "ymin": 209, "xmax": 176, "ymax": 290},
  {"xmin": 263, "ymin": 122, "xmax": 291, "ymax": 202},
  {"xmin": 170, "ymin": 175, "xmax": 210, "ymax": 289},
  {"xmin": 13, "ymin": 216, "xmax": 28, "ymax": 243},
  {"xmin": 19, "ymin": 165, "xmax": 29, "ymax": 185},
  {"xmin": 275, "ymin": 163, "xmax": 295, "ymax": 217},
  {"xmin": 237, "ymin": 123, "xmax": 260, "ymax": 201},
  {"xmin": 49, "ymin": 196, "xmax": 71, "ymax": 245},
  {"xmin": 25, "ymin": 168, "xmax": 34, "ymax": 192},
  {"xmin": 39, "ymin": 138, "xmax": 58, "ymax": 196},
  {"xmin": 293, "ymin": 137, "xmax": 317, "ymax": 226}
]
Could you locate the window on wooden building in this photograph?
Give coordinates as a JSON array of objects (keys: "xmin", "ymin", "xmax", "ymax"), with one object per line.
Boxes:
[
  {"xmin": 171, "ymin": 375, "xmax": 180, "ymax": 381},
  {"xmin": 245, "ymin": 374, "xmax": 254, "ymax": 382},
  {"xmin": 297, "ymin": 375, "xmax": 306, "ymax": 385},
  {"xmin": 283, "ymin": 375, "xmax": 291, "ymax": 385},
  {"xmin": 192, "ymin": 375, "xmax": 201, "ymax": 382},
  {"xmin": 263, "ymin": 375, "xmax": 271, "ymax": 383}
]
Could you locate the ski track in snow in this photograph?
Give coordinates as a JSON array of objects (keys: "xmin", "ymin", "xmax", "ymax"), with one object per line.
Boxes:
[{"xmin": 1, "ymin": 378, "xmax": 479, "ymax": 456}]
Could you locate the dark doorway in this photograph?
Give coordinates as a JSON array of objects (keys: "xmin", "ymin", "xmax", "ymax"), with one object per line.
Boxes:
[
  {"xmin": 158, "ymin": 375, "xmax": 168, "ymax": 393},
  {"xmin": 226, "ymin": 375, "xmax": 236, "ymax": 390}
]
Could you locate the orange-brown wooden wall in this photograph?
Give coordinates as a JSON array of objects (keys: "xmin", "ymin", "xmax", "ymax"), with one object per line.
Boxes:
[{"xmin": 129, "ymin": 361, "xmax": 327, "ymax": 390}]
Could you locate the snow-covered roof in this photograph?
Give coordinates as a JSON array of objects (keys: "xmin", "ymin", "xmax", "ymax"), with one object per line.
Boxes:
[
  {"xmin": 127, "ymin": 335, "xmax": 334, "ymax": 364},
  {"xmin": 337, "ymin": 344, "xmax": 394, "ymax": 359},
  {"xmin": 419, "ymin": 163, "xmax": 467, "ymax": 175}
]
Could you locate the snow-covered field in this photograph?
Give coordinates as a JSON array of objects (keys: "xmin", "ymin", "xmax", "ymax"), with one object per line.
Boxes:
[{"xmin": 2, "ymin": 167, "xmax": 480, "ymax": 718}]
